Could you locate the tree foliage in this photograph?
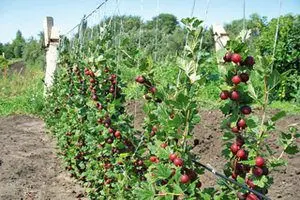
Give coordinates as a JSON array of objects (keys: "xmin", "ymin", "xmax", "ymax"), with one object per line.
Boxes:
[{"xmin": 225, "ymin": 13, "xmax": 300, "ymax": 101}]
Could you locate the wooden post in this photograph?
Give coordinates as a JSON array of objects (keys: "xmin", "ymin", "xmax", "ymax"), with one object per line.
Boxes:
[
  {"xmin": 212, "ymin": 24, "xmax": 230, "ymax": 63},
  {"xmin": 44, "ymin": 16, "xmax": 59, "ymax": 95}
]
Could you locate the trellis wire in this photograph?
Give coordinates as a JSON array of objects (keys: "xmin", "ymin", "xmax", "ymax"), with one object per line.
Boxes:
[
  {"xmin": 199, "ymin": 0, "xmax": 211, "ymax": 50},
  {"xmin": 136, "ymin": 0, "xmax": 144, "ymax": 123},
  {"xmin": 192, "ymin": 160, "xmax": 271, "ymax": 200},
  {"xmin": 271, "ymin": 0, "xmax": 282, "ymax": 72},
  {"xmin": 191, "ymin": 0, "xmax": 197, "ymax": 17},
  {"xmin": 243, "ymin": 0, "xmax": 246, "ymax": 31},
  {"xmin": 154, "ymin": 0, "xmax": 160, "ymax": 61},
  {"xmin": 64, "ymin": 0, "xmax": 111, "ymax": 36}
]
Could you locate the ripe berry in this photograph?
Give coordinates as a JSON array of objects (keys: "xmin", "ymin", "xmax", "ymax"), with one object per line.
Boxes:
[
  {"xmin": 169, "ymin": 154, "xmax": 177, "ymax": 161},
  {"xmin": 173, "ymin": 158, "xmax": 184, "ymax": 167},
  {"xmin": 90, "ymin": 78, "xmax": 96, "ymax": 84},
  {"xmin": 149, "ymin": 86, "xmax": 157, "ymax": 94},
  {"xmin": 240, "ymin": 73, "xmax": 249, "ymax": 82},
  {"xmin": 196, "ymin": 181, "xmax": 202, "ymax": 188},
  {"xmin": 231, "ymin": 53, "xmax": 242, "ymax": 64},
  {"xmin": 106, "ymin": 138, "xmax": 113, "ymax": 144},
  {"xmin": 135, "ymin": 75, "xmax": 145, "ymax": 84},
  {"xmin": 243, "ymin": 56, "xmax": 255, "ymax": 66},
  {"xmin": 232, "ymin": 75, "xmax": 241, "ymax": 85},
  {"xmin": 111, "ymin": 74, "xmax": 117, "ymax": 79},
  {"xmin": 231, "ymin": 126, "xmax": 239, "ymax": 133},
  {"xmin": 152, "ymin": 126, "xmax": 158, "ymax": 132},
  {"xmin": 236, "ymin": 149, "xmax": 247, "ymax": 159},
  {"xmin": 255, "ymin": 156, "xmax": 265, "ymax": 167},
  {"xmin": 111, "ymin": 79, "xmax": 117, "ymax": 85},
  {"xmin": 96, "ymin": 102, "xmax": 102, "ymax": 110},
  {"xmin": 246, "ymin": 193, "xmax": 259, "ymax": 200},
  {"xmin": 109, "ymin": 87, "xmax": 115, "ymax": 93},
  {"xmin": 185, "ymin": 168, "xmax": 197, "ymax": 181},
  {"xmin": 237, "ymin": 192, "xmax": 247, "ymax": 200},
  {"xmin": 236, "ymin": 136, "xmax": 245, "ymax": 147},
  {"xmin": 246, "ymin": 178, "xmax": 255, "ymax": 188},
  {"xmin": 223, "ymin": 52, "xmax": 232, "ymax": 62},
  {"xmin": 114, "ymin": 131, "xmax": 121, "ymax": 138},
  {"xmin": 108, "ymin": 128, "xmax": 115, "ymax": 134},
  {"xmin": 241, "ymin": 106, "xmax": 252, "ymax": 115},
  {"xmin": 262, "ymin": 166, "xmax": 269, "ymax": 175},
  {"xmin": 150, "ymin": 156, "xmax": 158, "ymax": 163},
  {"xmin": 230, "ymin": 91, "xmax": 240, "ymax": 101},
  {"xmin": 252, "ymin": 166, "xmax": 263, "ymax": 177},
  {"xmin": 92, "ymin": 94, "xmax": 98, "ymax": 101},
  {"xmin": 232, "ymin": 172, "xmax": 238, "ymax": 179},
  {"xmin": 137, "ymin": 160, "xmax": 144, "ymax": 166},
  {"xmin": 220, "ymin": 90, "xmax": 230, "ymax": 100},
  {"xmin": 230, "ymin": 143, "xmax": 240, "ymax": 154},
  {"xmin": 180, "ymin": 174, "xmax": 190, "ymax": 184},
  {"xmin": 160, "ymin": 143, "xmax": 167, "ymax": 148},
  {"xmin": 237, "ymin": 119, "xmax": 247, "ymax": 129}
]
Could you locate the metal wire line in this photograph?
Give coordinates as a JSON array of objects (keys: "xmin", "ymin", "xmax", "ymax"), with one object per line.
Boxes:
[
  {"xmin": 192, "ymin": 160, "xmax": 271, "ymax": 200},
  {"xmin": 64, "ymin": 0, "xmax": 111, "ymax": 36}
]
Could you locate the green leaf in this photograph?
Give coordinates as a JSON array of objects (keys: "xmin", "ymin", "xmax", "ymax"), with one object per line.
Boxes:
[
  {"xmin": 222, "ymin": 131, "xmax": 235, "ymax": 141},
  {"xmin": 271, "ymin": 111, "xmax": 286, "ymax": 122},
  {"xmin": 239, "ymin": 159, "xmax": 255, "ymax": 165},
  {"xmin": 269, "ymin": 158, "xmax": 287, "ymax": 168},
  {"xmin": 157, "ymin": 147, "xmax": 170, "ymax": 160},
  {"xmin": 191, "ymin": 115, "xmax": 201, "ymax": 124},
  {"xmin": 200, "ymin": 192, "xmax": 212, "ymax": 200},
  {"xmin": 134, "ymin": 183, "xmax": 155, "ymax": 200},
  {"xmin": 267, "ymin": 69, "xmax": 281, "ymax": 90},
  {"xmin": 246, "ymin": 118, "xmax": 258, "ymax": 129},
  {"xmin": 155, "ymin": 164, "xmax": 172, "ymax": 179},
  {"xmin": 285, "ymin": 144, "xmax": 299, "ymax": 155},
  {"xmin": 220, "ymin": 103, "xmax": 231, "ymax": 115},
  {"xmin": 173, "ymin": 183, "xmax": 183, "ymax": 194},
  {"xmin": 236, "ymin": 176, "xmax": 245, "ymax": 184},
  {"xmin": 247, "ymin": 82, "xmax": 257, "ymax": 100},
  {"xmin": 253, "ymin": 175, "xmax": 268, "ymax": 188}
]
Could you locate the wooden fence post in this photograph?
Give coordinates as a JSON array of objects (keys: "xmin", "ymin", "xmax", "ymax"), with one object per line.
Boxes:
[
  {"xmin": 212, "ymin": 24, "xmax": 230, "ymax": 63},
  {"xmin": 43, "ymin": 16, "xmax": 59, "ymax": 95}
]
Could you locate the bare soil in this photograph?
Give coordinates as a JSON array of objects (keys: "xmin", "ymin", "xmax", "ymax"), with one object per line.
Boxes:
[
  {"xmin": 0, "ymin": 104, "xmax": 299, "ymax": 200},
  {"xmin": 0, "ymin": 115, "xmax": 85, "ymax": 200},
  {"xmin": 126, "ymin": 101, "xmax": 300, "ymax": 200},
  {"xmin": 8, "ymin": 61, "xmax": 26, "ymax": 75}
]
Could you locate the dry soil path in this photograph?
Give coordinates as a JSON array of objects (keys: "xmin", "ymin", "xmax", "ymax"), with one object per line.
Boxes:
[{"xmin": 0, "ymin": 115, "xmax": 85, "ymax": 200}]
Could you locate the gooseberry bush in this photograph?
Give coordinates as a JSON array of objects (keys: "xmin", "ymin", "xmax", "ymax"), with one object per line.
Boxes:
[
  {"xmin": 218, "ymin": 36, "xmax": 299, "ymax": 199},
  {"xmin": 44, "ymin": 18, "xmax": 299, "ymax": 200}
]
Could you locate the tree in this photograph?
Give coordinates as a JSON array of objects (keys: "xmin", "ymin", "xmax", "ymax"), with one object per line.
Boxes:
[
  {"xmin": 0, "ymin": 43, "xmax": 3, "ymax": 55},
  {"xmin": 145, "ymin": 13, "xmax": 178, "ymax": 34},
  {"xmin": 2, "ymin": 43, "xmax": 14, "ymax": 59},
  {"xmin": 11, "ymin": 30, "xmax": 25, "ymax": 58}
]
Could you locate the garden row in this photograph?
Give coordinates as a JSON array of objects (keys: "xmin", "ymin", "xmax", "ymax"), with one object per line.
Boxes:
[{"xmin": 44, "ymin": 17, "xmax": 299, "ymax": 200}]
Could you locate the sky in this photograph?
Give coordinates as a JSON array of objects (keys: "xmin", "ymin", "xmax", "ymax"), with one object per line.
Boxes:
[{"xmin": 0, "ymin": 0, "xmax": 299, "ymax": 43}]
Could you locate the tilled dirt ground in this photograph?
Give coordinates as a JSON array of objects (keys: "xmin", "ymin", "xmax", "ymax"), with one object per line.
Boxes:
[
  {"xmin": 0, "ymin": 106, "xmax": 299, "ymax": 200},
  {"xmin": 0, "ymin": 115, "xmax": 85, "ymax": 200},
  {"xmin": 127, "ymin": 101, "xmax": 300, "ymax": 200},
  {"xmin": 192, "ymin": 110, "xmax": 300, "ymax": 200}
]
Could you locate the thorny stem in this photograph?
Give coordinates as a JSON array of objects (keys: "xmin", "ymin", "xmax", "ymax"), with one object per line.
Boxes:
[
  {"xmin": 277, "ymin": 134, "xmax": 295, "ymax": 160},
  {"xmin": 182, "ymin": 109, "xmax": 191, "ymax": 153},
  {"xmin": 257, "ymin": 76, "xmax": 269, "ymax": 152},
  {"xmin": 156, "ymin": 192, "xmax": 183, "ymax": 197}
]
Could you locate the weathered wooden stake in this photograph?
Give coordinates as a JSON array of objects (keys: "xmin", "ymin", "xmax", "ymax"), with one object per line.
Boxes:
[
  {"xmin": 43, "ymin": 16, "xmax": 59, "ymax": 95},
  {"xmin": 212, "ymin": 24, "xmax": 230, "ymax": 62}
]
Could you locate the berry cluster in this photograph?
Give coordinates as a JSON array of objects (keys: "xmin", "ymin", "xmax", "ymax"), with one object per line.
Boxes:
[{"xmin": 221, "ymin": 52, "xmax": 269, "ymax": 200}]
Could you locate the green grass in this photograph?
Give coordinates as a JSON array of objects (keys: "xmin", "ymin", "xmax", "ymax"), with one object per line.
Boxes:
[
  {"xmin": 8, "ymin": 58, "xmax": 23, "ymax": 65},
  {"xmin": 0, "ymin": 63, "xmax": 44, "ymax": 116},
  {"xmin": 270, "ymin": 101, "xmax": 300, "ymax": 114}
]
